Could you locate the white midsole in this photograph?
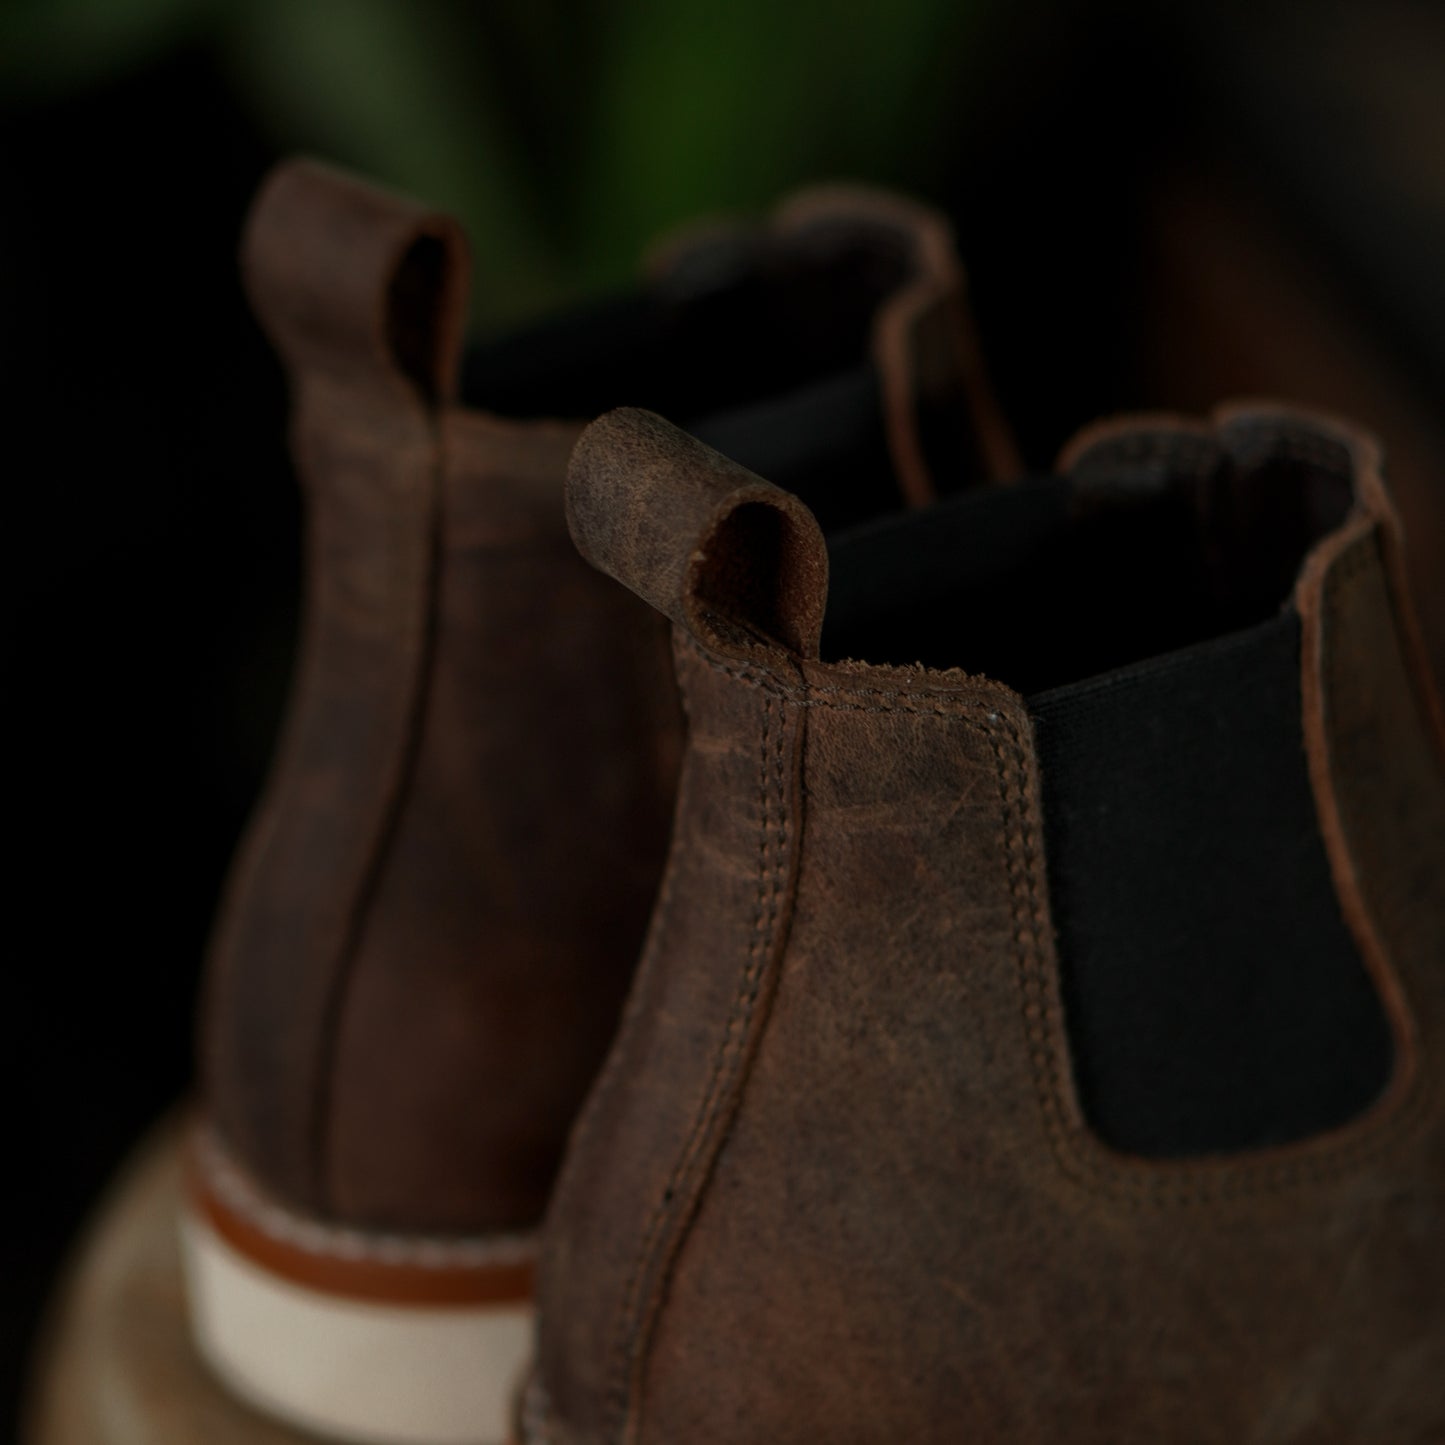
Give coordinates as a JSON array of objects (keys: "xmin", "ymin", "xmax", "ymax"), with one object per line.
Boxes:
[{"xmin": 179, "ymin": 1205, "xmax": 533, "ymax": 1445}]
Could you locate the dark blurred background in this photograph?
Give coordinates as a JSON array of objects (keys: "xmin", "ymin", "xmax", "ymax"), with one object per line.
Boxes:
[{"xmin": 4, "ymin": 0, "xmax": 1444, "ymax": 1437}]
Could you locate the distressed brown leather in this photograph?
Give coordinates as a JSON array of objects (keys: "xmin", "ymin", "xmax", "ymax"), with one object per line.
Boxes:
[
  {"xmin": 199, "ymin": 159, "xmax": 1009, "ymax": 1234},
  {"xmin": 529, "ymin": 404, "xmax": 1445, "ymax": 1443}
]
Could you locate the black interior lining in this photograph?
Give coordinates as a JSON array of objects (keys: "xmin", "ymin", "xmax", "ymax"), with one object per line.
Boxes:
[
  {"xmin": 822, "ymin": 437, "xmax": 1354, "ymax": 692},
  {"xmin": 691, "ymin": 367, "xmax": 892, "ymax": 535},
  {"xmin": 457, "ymin": 232, "xmax": 916, "ymax": 534},
  {"xmin": 458, "ymin": 230, "xmax": 909, "ymax": 424}
]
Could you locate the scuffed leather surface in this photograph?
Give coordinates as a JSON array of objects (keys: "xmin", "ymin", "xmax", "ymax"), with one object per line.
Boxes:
[
  {"xmin": 537, "ymin": 642, "xmax": 807, "ymax": 1441},
  {"xmin": 567, "ymin": 408, "xmax": 829, "ymax": 659},
  {"xmin": 534, "ymin": 409, "xmax": 1445, "ymax": 1443}
]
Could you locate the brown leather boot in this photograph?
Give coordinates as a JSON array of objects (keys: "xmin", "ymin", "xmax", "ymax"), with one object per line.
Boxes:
[
  {"xmin": 183, "ymin": 160, "xmax": 1015, "ymax": 1445},
  {"xmin": 530, "ymin": 404, "xmax": 1445, "ymax": 1444}
]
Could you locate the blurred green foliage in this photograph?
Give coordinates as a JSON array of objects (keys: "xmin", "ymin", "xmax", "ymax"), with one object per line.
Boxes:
[{"xmin": 2, "ymin": 0, "xmax": 988, "ymax": 322}]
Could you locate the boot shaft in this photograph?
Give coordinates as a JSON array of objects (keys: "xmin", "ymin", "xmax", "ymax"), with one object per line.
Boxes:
[{"xmin": 533, "ymin": 405, "xmax": 1445, "ymax": 1444}]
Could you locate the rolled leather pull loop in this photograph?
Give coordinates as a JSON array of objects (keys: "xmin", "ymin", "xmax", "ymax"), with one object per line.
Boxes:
[
  {"xmin": 566, "ymin": 407, "xmax": 829, "ymax": 661},
  {"xmin": 240, "ymin": 157, "xmax": 470, "ymax": 403}
]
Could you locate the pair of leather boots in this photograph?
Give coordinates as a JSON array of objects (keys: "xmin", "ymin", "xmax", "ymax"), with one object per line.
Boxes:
[{"xmin": 182, "ymin": 160, "xmax": 1445, "ymax": 1445}]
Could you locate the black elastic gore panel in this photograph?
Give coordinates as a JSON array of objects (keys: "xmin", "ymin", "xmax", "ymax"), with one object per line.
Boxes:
[
  {"xmin": 1029, "ymin": 610, "xmax": 1394, "ymax": 1157},
  {"xmin": 825, "ymin": 468, "xmax": 1396, "ymax": 1159}
]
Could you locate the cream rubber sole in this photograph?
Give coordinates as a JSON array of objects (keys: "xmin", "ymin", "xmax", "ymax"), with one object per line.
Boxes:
[
  {"xmin": 181, "ymin": 1208, "xmax": 532, "ymax": 1445},
  {"xmin": 180, "ymin": 1126, "xmax": 538, "ymax": 1445}
]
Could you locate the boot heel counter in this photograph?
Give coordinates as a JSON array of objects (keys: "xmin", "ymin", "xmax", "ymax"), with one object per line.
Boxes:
[{"xmin": 202, "ymin": 160, "xmax": 468, "ymax": 1210}]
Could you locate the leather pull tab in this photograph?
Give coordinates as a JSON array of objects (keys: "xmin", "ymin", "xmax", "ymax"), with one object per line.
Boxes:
[
  {"xmin": 775, "ymin": 185, "xmax": 1022, "ymax": 497},
  {"xmin": 1057, "ymin": 412, "xmax": 1220, "ymax": 498},
  {"xmin": 566, "ymin": 408, "xmax": 829, "ymax": 660},
  {"xmin": 240, "ymin": 158, "xmax": 470, "ymax": 403},
  {"xmin": 1059, "ymin": 406, "xmax": 1362, "ymax": 520}
]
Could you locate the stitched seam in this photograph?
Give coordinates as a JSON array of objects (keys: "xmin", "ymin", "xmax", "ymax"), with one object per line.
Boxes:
[
  {"xmin": 543, "ymin": 647, "xmax": 697, "ymax": 1215},
  {"xmin": 308, "ymin": 417, "xmax": 446, "ymax": 1213},
  {"xmin": 196, "ymin": 1124, "xmax": 536, "ymax": 1268},
  {"xmin": 533, "ymin": 639, "xmax": 699, "ymax": 1445},
  {"xmin": 609, "ymin": 690, "xmax": 780, "ymax": 1435},
  {"xmin": 991, "ymin": 722, "xmax": 1063, "ymax": 1168},
  {"xmin": 609, "ymin": 687, "xmax": 789, "ymax": 1441},
  {"xmin": 531, "ymin": 645, "xmax": 702, "ymax": 1444},
  {"xmin": 1314, "ymin": 536, "xmax": 1436, "ymax": 1124},
  {"xmin": 687, "ymin": 635, "xmax": 1434, "ymax": 1205}
]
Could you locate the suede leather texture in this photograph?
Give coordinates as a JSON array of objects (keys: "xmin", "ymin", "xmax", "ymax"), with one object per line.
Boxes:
[
  {"xmin": 199, "ymin": 159, "xmax": 1002, "ymax": 1234},
  {"xmin": 531, "ymin": 407, "xmax": 1445, "ymax": 1443}
]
